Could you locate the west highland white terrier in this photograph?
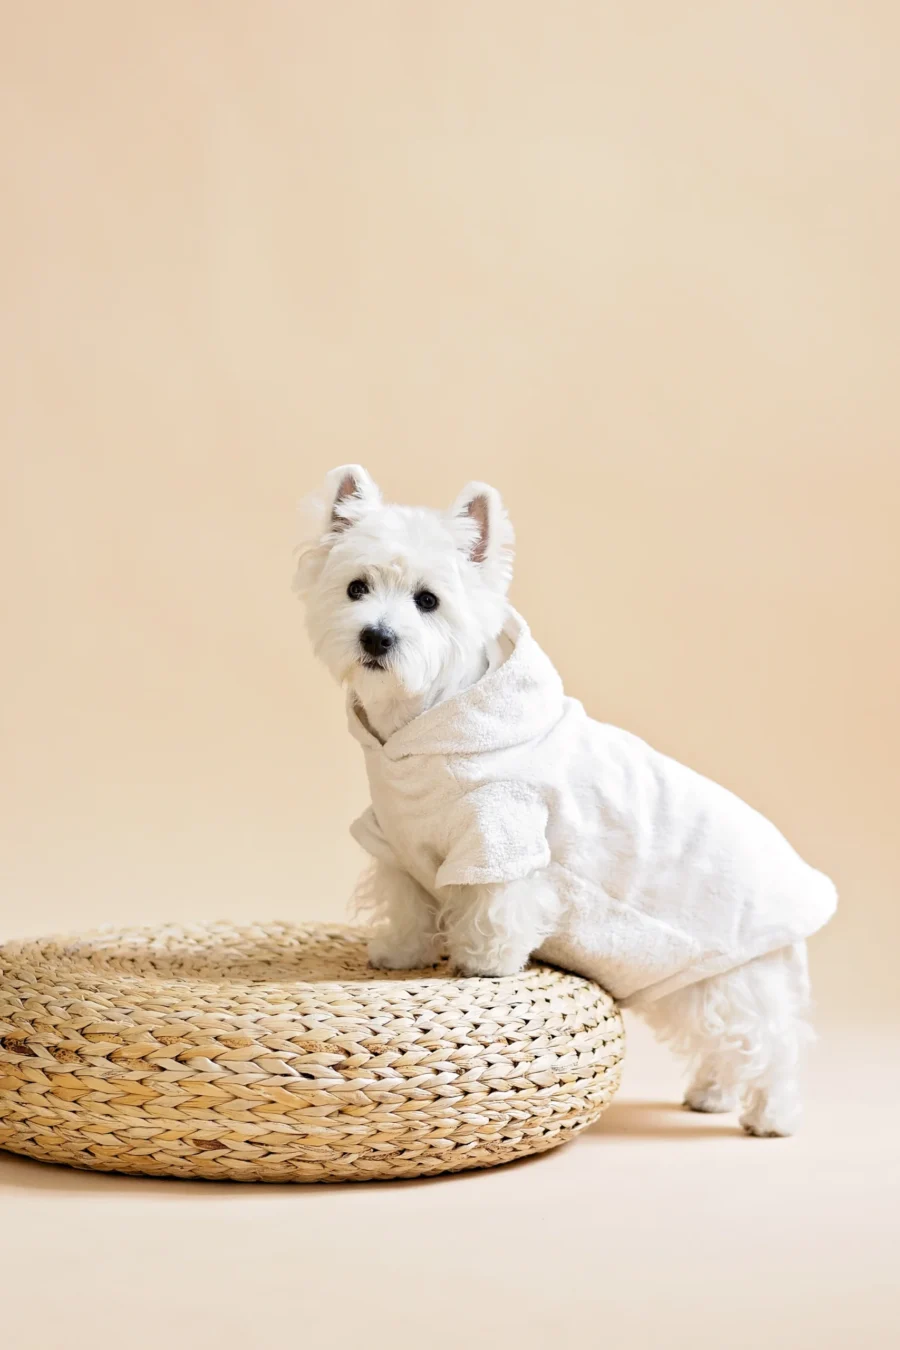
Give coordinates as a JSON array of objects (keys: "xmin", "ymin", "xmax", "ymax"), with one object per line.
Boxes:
[{"xmin": 294, "ymin": 466, "xmax": 837, "ymax": 1136}]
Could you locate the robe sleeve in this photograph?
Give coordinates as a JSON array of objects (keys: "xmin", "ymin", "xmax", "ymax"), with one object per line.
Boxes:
[
  {"xmin": 434, "ymin": 782, "xmax": 551, "ymax": 888},
  {"xmin": 349, "ymin": 806, "xmax": 401, "ymax": 868}
]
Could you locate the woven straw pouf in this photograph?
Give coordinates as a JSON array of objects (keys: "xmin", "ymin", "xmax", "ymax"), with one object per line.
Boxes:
[{"xmin": 0, "ymin": 921, "xmax": 624, "ymax": 1182}]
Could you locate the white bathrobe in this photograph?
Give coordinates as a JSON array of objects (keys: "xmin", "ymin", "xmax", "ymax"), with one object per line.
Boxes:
[{"xmin": 348, "ymin": 611, "xmax": 837, "ymax": 1005}]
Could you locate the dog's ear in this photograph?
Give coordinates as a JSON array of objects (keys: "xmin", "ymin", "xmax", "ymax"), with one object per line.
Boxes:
[
  {"xmin": 293, "ymin": 465, "xmax": 381, "ymax": 596},
  {"xmin": 448, "ymin": 482, "xmax": 514, "ymax": 592},
  {"xmin": 326, "ymin": 464, "xmax": 381, "ymax": 533}
]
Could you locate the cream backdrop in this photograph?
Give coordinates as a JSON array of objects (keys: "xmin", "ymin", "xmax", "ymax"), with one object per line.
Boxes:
[
  {"xmin": 3, "ymin": 4, "xmax": 898, "ymax": 1020},
  {"xmin": 2, "ymin": 8, "xmax": 900, "ymax": 1350}
]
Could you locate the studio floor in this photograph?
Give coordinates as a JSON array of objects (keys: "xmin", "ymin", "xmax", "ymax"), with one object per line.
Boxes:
[{"xmin": 2, "ymin": 1014, "xmax": 896, "ymax": 1350}]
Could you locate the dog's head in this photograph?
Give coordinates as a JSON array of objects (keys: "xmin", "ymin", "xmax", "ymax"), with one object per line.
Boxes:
[{"xmin": 294, "ymin": 466, "xmax": 513, "ymax": 711}]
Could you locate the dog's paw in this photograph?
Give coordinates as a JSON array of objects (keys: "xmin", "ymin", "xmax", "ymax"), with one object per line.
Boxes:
[
  {"xmin": 684, "ymin": 1084, "xmax": 738, "ymax": 1114},
  {"xmin": 451, "ymin": 952, "xmax": 527, "ymax": 979},
  {"xmin": 740, "ymin": 1113, "xmax": 797, "ymax": 1138},
  {"xmin": 739, "ymin": 1098, "xmax": 800, "ymax": 1138},
  {"xmin": 367, "ymin": 935, "xmax": 440, "ymax": 971}
]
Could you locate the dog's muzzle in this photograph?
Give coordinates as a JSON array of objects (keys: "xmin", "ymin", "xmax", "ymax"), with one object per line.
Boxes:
[{"xmin": 360, "ymin": 625, "xmax": 396, "ymax": 667}]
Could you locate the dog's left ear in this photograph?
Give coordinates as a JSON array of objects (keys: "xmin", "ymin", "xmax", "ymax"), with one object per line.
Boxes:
[{"xmin": 448, "ymin": 482, "xmax": 514, "ymax": 592}]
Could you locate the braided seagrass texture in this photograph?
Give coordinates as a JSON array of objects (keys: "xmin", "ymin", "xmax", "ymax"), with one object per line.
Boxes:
[{"xmin": 0, "ymin": 921, "xmax": 624, "ymax": 1182}]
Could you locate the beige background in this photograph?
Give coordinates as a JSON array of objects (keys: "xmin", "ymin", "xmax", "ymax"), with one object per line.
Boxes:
[{"xmin": 1, "ymin": 4, "xmax": 898, "ymax": 1348}]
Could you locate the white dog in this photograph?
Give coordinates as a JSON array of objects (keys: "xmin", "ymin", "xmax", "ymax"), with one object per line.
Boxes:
[{"xmin": 294, "ymin": 466, "xmax": 837, "ymax": 1136}]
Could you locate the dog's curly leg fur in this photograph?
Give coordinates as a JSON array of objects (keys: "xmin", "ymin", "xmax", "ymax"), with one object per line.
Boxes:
[
  {"xmin": 684, "ymin": 1071, "xmax": 739, "ymax": 1114},
  {"xmin": 441, "ymin": 875, "xmax": 561, "ymax": 977},
  {"xmin": 635, "ymin": 942, "xmax": 811, "ymax": 1137},
  {"xmin": 354, "ymin": 860, "xmax": 442, "ymax": 969}
]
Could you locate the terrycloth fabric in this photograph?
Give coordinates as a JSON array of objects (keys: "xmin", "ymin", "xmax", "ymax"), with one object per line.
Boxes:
[{"xmin": 348, "ymin": 611, "xmax": 837, "ymax": 1005}]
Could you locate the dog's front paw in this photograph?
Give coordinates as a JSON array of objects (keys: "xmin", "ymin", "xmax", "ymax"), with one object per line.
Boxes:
[
  {"xmin": 367, "ymin": 934, "xmax": 440, "ymax": 971},
  {"xmin": 452, "ymin": 951, "xmax": 528, "ymax": 978}
]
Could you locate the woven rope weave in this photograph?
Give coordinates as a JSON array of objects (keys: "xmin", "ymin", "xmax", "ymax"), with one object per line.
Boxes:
[{"xmin": 0, "ymin": 921, "xmax": 623, "ymax": 1182}]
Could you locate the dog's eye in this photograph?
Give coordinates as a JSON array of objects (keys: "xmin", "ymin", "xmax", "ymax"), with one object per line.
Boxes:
[
  {"xmin": 414, "ymin": 590, "xmax": 439, "ymax": 613},
  {"xmin": 347, "ymin": 579, "xmax": 369, "ymax": 600}
]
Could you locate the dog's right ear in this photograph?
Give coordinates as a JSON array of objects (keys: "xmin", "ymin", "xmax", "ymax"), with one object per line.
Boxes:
[
  {"xmin": 293, "ymin": 465, "xmax": 381, "ymax": 597},
  {"xmin": 326, "ymin": 464, "xmax": 381, "ymax": 533}
]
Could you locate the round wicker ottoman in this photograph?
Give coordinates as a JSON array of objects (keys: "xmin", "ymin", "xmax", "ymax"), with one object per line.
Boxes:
[{"xmin": 0, "ymin": 921, "xmax": 624, "ymax": 1182}]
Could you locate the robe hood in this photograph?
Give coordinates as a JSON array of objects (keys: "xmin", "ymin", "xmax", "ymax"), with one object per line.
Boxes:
[{"xmin": 345, "ymin": 609, "xmax": 565, "ymax": 760}]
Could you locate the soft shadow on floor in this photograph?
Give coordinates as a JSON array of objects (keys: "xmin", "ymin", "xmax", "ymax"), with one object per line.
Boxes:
[{"xmin": 587, "ymin": 1098, "xmax": 742, "ymax": 1140}]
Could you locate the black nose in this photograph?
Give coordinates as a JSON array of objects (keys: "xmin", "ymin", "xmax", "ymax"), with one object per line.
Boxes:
[{"xmin": 360, "ymin": 625, "xmax": 396, "ymax": 658}]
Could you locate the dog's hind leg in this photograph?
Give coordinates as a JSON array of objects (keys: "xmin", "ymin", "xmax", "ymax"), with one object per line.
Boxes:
[
  {"xmin": 636, "ymin": 943, "xmax": 812, "ymax": 1136},
  {"xmin": 684, "ymin": 1063, "xmax": 739, "ymax": 1114}
]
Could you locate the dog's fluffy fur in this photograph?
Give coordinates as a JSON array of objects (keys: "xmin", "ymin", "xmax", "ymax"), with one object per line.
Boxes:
[{"xmin": 294, "ymin": 466, "xmax": 813, "ymax": 1135}]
